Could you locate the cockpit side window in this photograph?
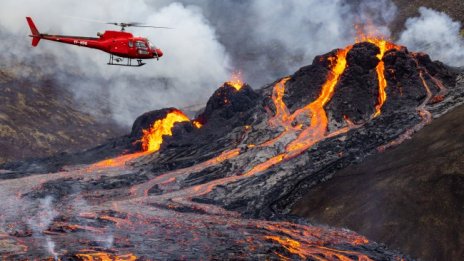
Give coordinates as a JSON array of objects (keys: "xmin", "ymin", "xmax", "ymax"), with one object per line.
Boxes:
[
  {"xmin": 128, "ymin": 40, "xmax": 134, "ymax": 48},
  {"xmin": 136, "ymin": 41, "xmax": 147, "ymax": 50}
]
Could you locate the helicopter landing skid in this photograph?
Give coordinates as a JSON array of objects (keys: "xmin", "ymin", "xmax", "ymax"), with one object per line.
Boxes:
[{"xmin": 107, "ymin": 54, "xmax": 145, "ymax": 67}]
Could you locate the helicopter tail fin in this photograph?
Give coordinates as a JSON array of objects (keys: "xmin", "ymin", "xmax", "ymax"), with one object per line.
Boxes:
[{"xmin": 26, "ymin": 17, "xmax": 41, "ymax": 47}]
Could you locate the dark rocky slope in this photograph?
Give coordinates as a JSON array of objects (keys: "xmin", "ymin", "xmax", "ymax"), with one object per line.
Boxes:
[
  {"xmin": 0, "ymin": 65, "xmax": 124, "ymax": 164},
  {"xmin": 292, "ymin": 104, "xmax": 464, "ymax": 261}
]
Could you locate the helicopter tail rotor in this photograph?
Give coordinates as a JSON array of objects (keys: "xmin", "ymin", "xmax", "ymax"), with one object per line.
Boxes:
[{"xmin": 26, "ymin": 17, "xmax": 42, "ymax": 47}]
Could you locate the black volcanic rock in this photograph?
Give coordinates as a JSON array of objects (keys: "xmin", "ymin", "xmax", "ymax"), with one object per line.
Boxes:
[
  {"xmin": 292, "ymin": 104, "xmax": 464, "ymax": 261},
  {"xmin": 382, "ymin": 48, "xmax": 429, "ymax": 112},
  {"xmin": 413, "ymin": 52, "xmax": 457, "ymax": 87},
  {"xmin": 328, "ymin": 42, "xmax": 381, "ymax": 123},
  {"xmin": 346, "ymin": 42, "xmax": 380, "ymax": 69},
  {"xmin": 281, "ymin": 51, "xmax": 334, "ymax": 112},
  {"xmin": 197, "ymin": 83, "xmax": 260, "ymax": 124}
]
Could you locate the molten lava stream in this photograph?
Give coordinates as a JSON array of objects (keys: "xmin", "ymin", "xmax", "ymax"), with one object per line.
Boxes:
[
  {"xmin": 87, "ymin": 110, "xmax": 190, "ymax": 171},
  {"xmin": 141, "ymin": 110, "xmax": 190, "ymax": 153},
  {"xmin": 261, "ymin": 221, "xmax": 372, "ymax": 260},
  {"xmin": 87, "ymin": 152, "xmax": 150, "ymax": 171},
  {"xmin": 285, "ymin": 47, "xmax": 351, "ymax": 154},
  {"xmin": 360, "ymin": 38, "xmax": 401, "ymax": 118},
  {"xmin": 129, "ymin": 148, "xmax": 241, "ymax": 198},
  {"xmin": 265, "ymin": 236, "xmax": 372, "ymax": 261},
  {"xmin": 158, "ymin": 47, "xmax": 355, "ymax": 204},
  {"xmin": 268, "ymin": 77, "xmax": 292, "ymax": 128},
  {"xmin": 75, "ymin": 252, "xmax": 137, "ymax": 261}
]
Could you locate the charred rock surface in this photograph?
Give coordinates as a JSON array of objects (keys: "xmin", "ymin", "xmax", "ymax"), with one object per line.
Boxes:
[
  {"xmin": 197, "ymin": 83, "xmax": 260, "ymax": 123},
  {"xmin": 327, "ymin": 42, "xmax": 381, "ymax": 123},
  {"xmin": 0, "ymin": 68, "xmax": 125, "ymax": 164},
  {"xmin": 291, "ymin": 104, "xmax": 464, "ymax": 261},
  {"xmin": 198, "ymin": 43, "xmax": 461, "ymax": 217},
  {"xmin": 1, "ymin": 41, "xmax": 463, "ymax": 260},
  {"xmin": 0, "ymin": 135, "xmax": 132, "ymax": 176}
]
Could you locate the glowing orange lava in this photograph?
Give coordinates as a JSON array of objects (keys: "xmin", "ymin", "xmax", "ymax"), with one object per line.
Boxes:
[
  {"xmin": 87, "ymin": 110, "xmax": 193, "ymax": 171},
  {"xmin": 88, "ymin": 152, "xmax": 149, "ymax": 170},
  {"xmin": 286, "ymin": 47, "xmax": 352, "ymax": 153},
  {"xmin": 269, "ymin": 77, "xmax": 292, "ymax": 128},
  {"xmin": 192, "ymin": 120, "xmax": 203, "ymax": 128},
  {"xmin": 265, "ymin": 236, "xmax": 304, "ymax": 258},
  {"xmin": 357, "ymin": 36, "xmax": 401, "ymax": 117},
  {"xmin": 141, "ymin": 110, "xmax": 190, "ymax": 152},
  {"xmin": 226, "ymin": 72, "xmax": 244, "ymax": 91},
  {"xmin": 75, "ymin": 252, "xmax": 137, "ymax": 261}
]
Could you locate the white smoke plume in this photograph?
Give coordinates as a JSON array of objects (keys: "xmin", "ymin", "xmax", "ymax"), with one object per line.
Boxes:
[
  {"xmin": 0, "ymin": 0, "xmax": 231, "ymax": 126},
  {"xmin": 399, "ymin": 7, "xmax": 464, "ymax": 67},
  {"xmin": 46, "ymin": 236, "xmax": 58, "ymax": 260},
  {"xmin": 0, "ymin": 0, "xmax": 462, "ymax": 127},
  {"xmin": 27, "ymin": 196, "xmax": 59, "ymax": 259},
  {"xmin": 70, "ymin": 194, "xmax": 114, "ymax": 248},
  {"xmin": 170, "ymin": 0, "xmax": 398, "ymax": 85}
]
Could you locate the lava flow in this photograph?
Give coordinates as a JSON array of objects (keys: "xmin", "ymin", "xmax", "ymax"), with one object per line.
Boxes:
[
  {"xmin": 361, "ymin": 37, "xmax": 401, "ymax": 117},
  {"xmin": 141, "ymin": 110, "xmax": 190, "ymax": 153},
  {"xmin": 242, "ymin": 45, "xmax": 353, "ymax": 177},
  {"xmin": 88, "ymin": 110, "xmax": 191, "ymax": 170},
  {"xmin": 286, "ymin": 46, "xmax": 352, "ymax": 153},
  {"xmin": 75, "ymin": 252, "xmax": 137, "ymax": 261}
]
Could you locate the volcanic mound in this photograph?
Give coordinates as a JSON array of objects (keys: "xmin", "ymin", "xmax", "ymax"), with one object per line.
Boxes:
[{"xmin": 1, "ymin": 40, "xmax": 463, "ymax": 260}]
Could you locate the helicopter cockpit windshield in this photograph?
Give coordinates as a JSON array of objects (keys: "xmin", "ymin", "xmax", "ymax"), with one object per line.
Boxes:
[{"xmin": 147, "ymin": 40, "xmax": 156, "ymax": 50}]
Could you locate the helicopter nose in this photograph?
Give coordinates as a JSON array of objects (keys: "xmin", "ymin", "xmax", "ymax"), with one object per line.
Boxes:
[{"xmin": 155, "ymin": 49, "xmax": 163, "ymax": 58}]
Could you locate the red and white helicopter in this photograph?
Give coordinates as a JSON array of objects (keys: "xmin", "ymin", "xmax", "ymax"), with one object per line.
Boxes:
[{"xmin": 26, "ymin": 17, "xmax": 169, "ymax": 67}]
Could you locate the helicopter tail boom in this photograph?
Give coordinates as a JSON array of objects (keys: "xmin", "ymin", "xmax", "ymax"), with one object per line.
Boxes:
[{"xmin": 26, "ymin": 17, "xmax": 41, "ymax": 47}]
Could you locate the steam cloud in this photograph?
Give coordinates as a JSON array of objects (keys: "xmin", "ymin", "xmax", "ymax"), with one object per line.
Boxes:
[
  {"xmin": 27, "ymin": 196, "xmax": 59, "ymax": 259},
  {"xmin": 0, "ymin": 0, "xmax": 462, "ymax": 127},
  {"xmin": 398, "ymin": 7, "xmax": 464, "ymax": 67},
  {"xmin": 0, "ymin": 0, "xmax": 231, "ymax": 126},
  {"xmin": 0, "ymin": 190, "xmax": 114, "ymax": 257}
]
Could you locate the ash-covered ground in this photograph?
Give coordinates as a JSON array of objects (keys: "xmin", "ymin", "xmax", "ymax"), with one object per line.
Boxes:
[{"xmin": 1, "ymin": 41, "xmax": 463, "ymax": 260}]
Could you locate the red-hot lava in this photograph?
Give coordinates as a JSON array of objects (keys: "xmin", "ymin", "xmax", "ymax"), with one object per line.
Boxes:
[
  {"xmin": 89, "ymin": 71, "xmax": 247, "ymax": 171},
  {"xmin": 192, "ymin": 120, "xmax": 203, "ymax": 129},
  {"xmin": 88, "ymin": 110, "xmax": 192, "ymax": 170},
  {"xmin": 240, "ymin": 45, "xmax": 354, "ymax": 177},
  {"xmin": 141, "ymin": 110, "xmax": 190, "ymax": 153},
  {"xmin": 75, "ymin": 252, "xmax": 137, "ymax": 261},
  {"xmin": 360, "ymin": 37, "xmax": 402, "ymax": 117},
  {"xmin": 226, "ymin": 71, "xmax": 244, "ymax": 91}
]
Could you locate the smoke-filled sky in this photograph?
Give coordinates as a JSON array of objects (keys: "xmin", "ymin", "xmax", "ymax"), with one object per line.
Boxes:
[{"xmin": 0, "ymin": 0, "xmax": 463, "ymax": 126}]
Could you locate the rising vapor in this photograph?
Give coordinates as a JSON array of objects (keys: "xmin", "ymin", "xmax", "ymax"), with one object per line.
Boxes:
[
  {"xmin": 0, "ymin": 0, "xmax": 462, "ymax": 127},
  {"xmin": 399, "ymin": 7, "xmax": 464, "ymax": 67}
]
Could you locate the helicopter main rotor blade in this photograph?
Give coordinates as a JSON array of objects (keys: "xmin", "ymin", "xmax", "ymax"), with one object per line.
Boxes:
[
  {"xmin": 132, "ymin": 25, "xmax": 174, "ymax": 29},
  {"xmin": 106, "ymin": 22, "xmax": 174, "ymax": 30}
]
